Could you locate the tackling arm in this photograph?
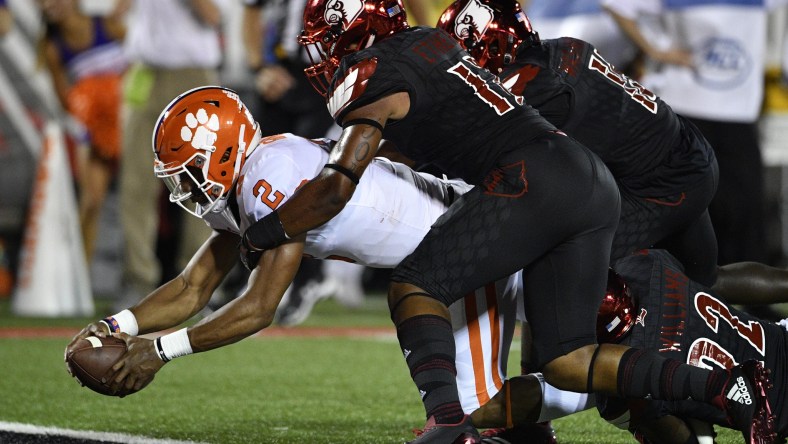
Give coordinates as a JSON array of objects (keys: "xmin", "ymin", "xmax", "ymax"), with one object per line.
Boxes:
[{"xmin": 242, "ymin": 92, "xmax": 410, "ymax": 253}]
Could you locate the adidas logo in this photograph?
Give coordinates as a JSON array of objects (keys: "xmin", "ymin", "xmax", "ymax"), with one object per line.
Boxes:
[
  {"xmin": 726, "ymin": 376, "xmax": 753, "ymax": 405},
  {"xmin": 419, "ymin": 389, "xmax": 427, "ymax": 400},
  {"xmin": 403, "ymin": 349, "xmax": 411, "ymax": 359}
]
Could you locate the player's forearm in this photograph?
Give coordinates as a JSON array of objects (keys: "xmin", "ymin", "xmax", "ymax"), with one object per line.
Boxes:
[
  {"xmin": 278, "ymin": 124, "xmax": 382, "ymax": 236},
  {"xmin": 186, "ymin": 297, "xmax": 275, "ymax": 352},
  {"xmin": 187, "ymin": 242, "xmax": 302, "ymax": 352},
  {"xmin": 277, "ymin": 171, "xmax": 355, "ymax": 237},
  {"xmin": 130, "ymin": 276, "xmax": 209, "ymax": 334}
]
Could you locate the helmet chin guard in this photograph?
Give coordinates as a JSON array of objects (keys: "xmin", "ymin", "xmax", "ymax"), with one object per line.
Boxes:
[{"xmin": 152, "ymin": 86, "xmax": 262, "ymax": 219}]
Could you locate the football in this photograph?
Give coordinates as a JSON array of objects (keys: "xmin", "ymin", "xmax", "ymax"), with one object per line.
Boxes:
[{"xmin": 66, "ymin": 336, "xmax": 132, "ymax": 397}]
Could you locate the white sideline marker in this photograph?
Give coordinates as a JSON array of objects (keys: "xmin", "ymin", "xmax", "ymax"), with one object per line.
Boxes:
[{"xmin": 0, "ymin": 421, "xmax": 209, "ymax": 444}]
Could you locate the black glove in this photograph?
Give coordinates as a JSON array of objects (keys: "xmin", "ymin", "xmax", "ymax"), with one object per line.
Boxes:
[
  {"xmin": 239, "ymin": 236, "xmax": 263, "ymax": 271},
  {"xmin": 243, "ymin": 212, "xmax": 289, "ymax": 251}
]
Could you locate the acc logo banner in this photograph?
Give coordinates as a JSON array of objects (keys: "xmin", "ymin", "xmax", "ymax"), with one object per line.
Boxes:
[
  {"xmin": 454, "ymin": 0, "xmax": 494, "ymax": 45},
  {"xmin": 325, "ymin": 0, "xmax": 365, "ymax": 30},
  {"xmin": 694, "ymin": 37, "xmax": 751, "ymax": 89}
]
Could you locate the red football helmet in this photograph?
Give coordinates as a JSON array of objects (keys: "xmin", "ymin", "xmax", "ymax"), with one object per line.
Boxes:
[
  {"xmin": 437, "ymin": 0, "xmax": 539, "ymax": 74},
  {"xmin": 597, "ymin": 268, "xmax": 636, "ymax": 343},
  {"xmin": 152, "ymin": 86, "xmax": 261, "ymax": 218},
  {"xmin": 299, "ymin": 0, "xmax": 409, "ymax": 96}
]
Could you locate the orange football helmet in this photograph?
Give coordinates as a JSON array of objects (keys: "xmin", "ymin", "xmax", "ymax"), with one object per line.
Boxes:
[{"xmin": 152, "ymin": 86, "xmax": 261, "ymax": 218}]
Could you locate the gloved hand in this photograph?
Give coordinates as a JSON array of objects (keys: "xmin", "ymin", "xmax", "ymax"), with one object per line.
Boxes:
[{"xmin": 239, "ymin": 234, "xmax": 263, "ymax": 271}]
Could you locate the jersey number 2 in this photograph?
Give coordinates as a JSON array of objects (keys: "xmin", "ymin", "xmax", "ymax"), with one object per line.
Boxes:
[{"xmin": 687, "ymin": 291, "xmax": 766, "ymax": 370}]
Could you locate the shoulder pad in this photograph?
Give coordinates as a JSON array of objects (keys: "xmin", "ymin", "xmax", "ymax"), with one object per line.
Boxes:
[{"xmin": 328, "ymin": 58, "xmax": 379, "ymax": 120}]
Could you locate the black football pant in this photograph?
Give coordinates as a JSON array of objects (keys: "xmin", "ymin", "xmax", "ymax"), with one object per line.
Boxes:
[{"xmin": 391, "ymin": 132, "xmax": 620, "ymax": 369}]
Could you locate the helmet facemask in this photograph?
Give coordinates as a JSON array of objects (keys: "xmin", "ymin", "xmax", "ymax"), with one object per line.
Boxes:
[{"xmin": 155, "ymin": 152, "xmax": 224, "ymax": 218}]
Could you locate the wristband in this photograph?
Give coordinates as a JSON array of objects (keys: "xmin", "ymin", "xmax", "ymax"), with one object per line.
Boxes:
[
  {"xmin": 243, "ymin": 211, "xmax": 288, "ymax": 251},
  {"xmin": 101, "ymin": 309, "xmax": 139, "ymax": 336},
  {"xmin": 324, "ymin": 163, "xmax": 360, "ymax": 185},
  {"xmin": 155, "ymin": 328, "xmax": 193, "ymax": 362},
  {"xmin": 154, "ymin": 337, "xmax": 170, "ymax": 362}
]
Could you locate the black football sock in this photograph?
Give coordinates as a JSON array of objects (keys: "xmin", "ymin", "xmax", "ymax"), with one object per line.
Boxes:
[
  {"xmin": 617, "ymin": 348, "xmax": 727, "ymax": 402},
  {"xmin": 396, "ymin": 314, "xmax": 464, "ymax": 424}
]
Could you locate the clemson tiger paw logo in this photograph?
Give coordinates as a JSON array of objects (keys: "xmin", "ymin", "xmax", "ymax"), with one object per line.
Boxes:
[{"xmin": 181, "ymin": 108, "xmax": 220, "ymax": 149}]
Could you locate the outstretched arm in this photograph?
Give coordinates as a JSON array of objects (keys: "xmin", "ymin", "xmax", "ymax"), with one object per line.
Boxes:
[
  {"xmin": 65, "ymin": 230, "xmax": 238, "ymax": 351},
  {"xmin": 105, "ymin": 236, "xmax": 306, "ymax": 394},
  {"xmin": 188, "ymin": 237, "xmax": 304, "ymax": 350}
]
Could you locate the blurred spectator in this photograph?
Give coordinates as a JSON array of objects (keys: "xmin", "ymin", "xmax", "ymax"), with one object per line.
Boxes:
[
  {"xmin": 241, "ymin": 0, "xmax": 353, "ymax": 326},
  {"xmin": 402, "ymin": 0, "xmax": 452, "ymax": 26},
  {"xmin": 37, "ymin": 0, "xmax": 128, "ymax": 264},
  {"xmin": 241, "ymin": 0, "xmax": 333, "ymax": 137},
  {"xmin": 117, "ymin": 0, "xmax": 224, "ymax": 309},
  {"xmin": 0, "ymin": 0, "xmax": 11, "ymax": 36},
  {"xmin": 524, "ymin": 0, "xmax": 640, "ymax": 75},
  {"xmin": 603, "ymin": 0, "xmax": 782, "ymax": 266}
]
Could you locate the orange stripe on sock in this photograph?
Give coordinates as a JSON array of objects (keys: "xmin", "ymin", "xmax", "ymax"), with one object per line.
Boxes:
[
  {"xmin": 464, "ymin": 292, "xmax": 489, "ymax": 406},
  {"xmin": 485, "ymin": 282, "xmax": 503, "ymax": 391}
]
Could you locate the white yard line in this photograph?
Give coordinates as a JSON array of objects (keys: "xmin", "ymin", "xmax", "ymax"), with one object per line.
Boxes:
[{"xmin": 0, "ymin": 421, "xmax": 209, "ymax": 444}]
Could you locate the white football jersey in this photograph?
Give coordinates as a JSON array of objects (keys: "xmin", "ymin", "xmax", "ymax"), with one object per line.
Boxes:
[
  {"xmin": 227, "ymin": 133, "xmax": 465, "ymax": 267},
  {"xmin": 203, "ymin": 132, "xmax": 517, "ymax": 413}
]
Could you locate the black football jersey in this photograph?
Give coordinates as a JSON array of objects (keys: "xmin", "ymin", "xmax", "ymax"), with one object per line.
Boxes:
[
  {"xmin": 501, "ymin": 38, "xmax": 713, "ymax": 196},
  {"xmin": 326, "ymin": 27, "xmax": 555, "ymax": 185},
  {"xmin": 614, "ymin": 250, "xmax": 788, "ymax": 437}
]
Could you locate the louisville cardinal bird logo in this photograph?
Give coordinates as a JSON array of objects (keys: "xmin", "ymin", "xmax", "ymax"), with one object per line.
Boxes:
[
  {"xmin": 325, "ymin": 0, "xmax": 365, "ymax": 30},
  {"xmin": 455, "ymin": 0, "xmax": 494, "ymax": 45}
]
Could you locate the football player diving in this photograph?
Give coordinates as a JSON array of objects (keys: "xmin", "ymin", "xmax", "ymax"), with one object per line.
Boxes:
[{"xmin": 63, "ymin": 86, "xmax": 537, "ymax": 428}]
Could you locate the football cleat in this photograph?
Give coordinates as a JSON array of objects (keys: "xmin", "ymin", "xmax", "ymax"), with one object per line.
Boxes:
[
  {"xmin": 410, "ymin": 415, "xmax": 481, "ymax": 444},
  {"xmin": 712, "ymin": 360, "xmax": 777, "ymax": 444},
  {"xmin": 480, "ymin": 422, "xmax": 557, "ymax": 444}
]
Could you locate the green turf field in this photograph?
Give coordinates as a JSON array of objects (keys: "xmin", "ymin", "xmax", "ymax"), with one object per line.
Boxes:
[{"xmin": 0, "ymin": 297, "xmax": 745, "ymax": 443}]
